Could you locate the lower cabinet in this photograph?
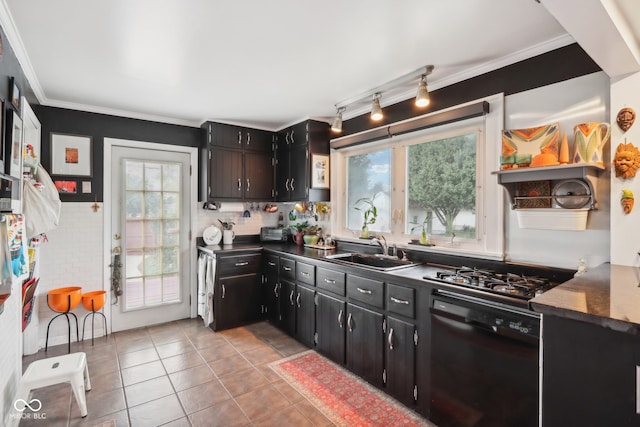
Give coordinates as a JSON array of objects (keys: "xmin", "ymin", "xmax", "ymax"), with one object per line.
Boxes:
[
  {"xmin": 212, "ymin": 252, "xmax": 262, "ymax": 331},
  {"xmin": 279, "ymin": 279, "xmax": 296, "ymax": 336},
  {"xmin": 542, "ymin": 314, "xmax": 640, "ymax": 426},
  {"xmin": 346, "ymin": 303, "xmax": 384, "ymax": 388},
  {"xmin": 295, "ymin": 284, "xmax": 316, "ymax": 348},
  {"xmin": 385, "ymin": 316, "xmax": 416, "ymax": 405},
  {"xmin": 315, "ymin": 291, "xmax": 346, "ymax": 364}
]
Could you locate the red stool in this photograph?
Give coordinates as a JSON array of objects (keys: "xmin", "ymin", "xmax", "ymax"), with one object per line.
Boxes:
[
  {"xmin": 81, "ymin": 290, "xmax": 107, "ymax": 345},
  {"xmin": 46, "ymin": 286, "xmax": 82, "ymax": 353}
]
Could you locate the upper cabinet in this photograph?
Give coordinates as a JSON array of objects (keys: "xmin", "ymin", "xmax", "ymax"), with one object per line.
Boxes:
[
  {"xmin": 275, "ymin": 119, "xmax": 330, "ymax": 202},
  {"xmin": 203, "ymin": 122, "xmax": 276, "ymax": 202}
]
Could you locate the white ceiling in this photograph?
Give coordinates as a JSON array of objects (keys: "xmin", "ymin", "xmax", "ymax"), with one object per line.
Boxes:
[{"xmin": 1, "ymin": 0, "xmax": 639, "ymax": 130}]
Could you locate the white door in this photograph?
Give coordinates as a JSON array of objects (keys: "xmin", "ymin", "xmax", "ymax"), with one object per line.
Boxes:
[{"xmin": 107, "ymin": 139, "xmax": 195, "ymax": 332}]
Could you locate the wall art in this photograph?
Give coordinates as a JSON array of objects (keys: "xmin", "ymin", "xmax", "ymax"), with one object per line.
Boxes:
[
  {"xmin": 311, "ymin": 154, "xmax": 330, "ymax": 189},
  {"xmin": 51, "ymin": 133, "xmax": 93, "ymax": 177}
]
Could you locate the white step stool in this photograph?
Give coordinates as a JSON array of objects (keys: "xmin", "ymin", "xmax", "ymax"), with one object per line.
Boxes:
[{"xmin": 17, "ymin": 352, "xmax": 91, "ymax": 417}]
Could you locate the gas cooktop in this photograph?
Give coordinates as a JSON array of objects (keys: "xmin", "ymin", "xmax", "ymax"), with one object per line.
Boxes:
[{"xmin": 423, "ymin": 265, "xmax": 558, "ymax": 303}]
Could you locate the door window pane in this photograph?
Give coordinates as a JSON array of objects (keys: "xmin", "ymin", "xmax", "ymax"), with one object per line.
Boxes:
[
  {"xmin": 407, "ymin": 133, "xmax": 477, "ymax": 239},
  {"xmin": 123, "ymin": 159, "xmax": 183, "ymax": 311},
  {"xmin": 347, "ymin": 149, "xmax": 391, "ymax": 233}
]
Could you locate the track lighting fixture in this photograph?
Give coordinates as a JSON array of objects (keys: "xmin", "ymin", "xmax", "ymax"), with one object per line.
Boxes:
[
  {"xmin": 371, "ymin": 93, "xmax": 383, "ymax": 121},
  {"xmin": 331, "ymin": 65, "xmax": 434, "ymax": 128},
  {"xmin": 331, "ymin": 107, "xmax": 346, "ymax": 132},
  {"xmin": 415, "ymin": 74, "xmax": 430, "ymax": 107}
]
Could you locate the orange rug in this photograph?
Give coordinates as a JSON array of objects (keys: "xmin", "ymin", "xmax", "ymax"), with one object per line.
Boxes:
[{"xmin": 269, "ymin": 350, "xmax": 433, "ymax": 427}]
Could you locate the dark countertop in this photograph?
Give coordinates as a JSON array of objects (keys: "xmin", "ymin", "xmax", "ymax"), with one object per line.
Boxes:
[{"xmin": 530, "ymin": 263, "xmax": 640, "ymax": 335}]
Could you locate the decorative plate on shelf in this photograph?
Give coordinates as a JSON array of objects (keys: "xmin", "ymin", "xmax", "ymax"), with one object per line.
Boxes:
[
  {"xmin": 516, "ymin": 181, "xmax": 551, "ymax": 208},
  {"xmin": 203, "ymin": 225, "xmax": 222, "ymax": 245}
]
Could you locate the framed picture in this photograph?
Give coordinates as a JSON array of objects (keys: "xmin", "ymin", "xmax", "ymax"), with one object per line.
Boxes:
[
  {"xmin": 9, "ymin": 77, "xmax": 20, "ymax": 111},
  {"xmin": 311, "ymin": 154, "xmax": 330, "ymax": 189},
  {"xmin": 54, "ymin": 180, "xmax": 78, "ymax": 194},
  {"xmin": 7, "ymin": 110, "xmax": 22, "ymax": 179},
  {"xmin": 51, "ymin": 133, "xmax": 93, "ymax": 176}
]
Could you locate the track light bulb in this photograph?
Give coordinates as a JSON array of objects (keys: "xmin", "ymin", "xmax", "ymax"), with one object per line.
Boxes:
[
  {"xmin": 415, "ymin": 75, "xmax": 430, "ymax": 107},
  {"xmin": 371, "ymin": 94, "xmax": 383, "ymax": 121},
  {"xmin": 331, "ymin": 107, "xmax": 345, "ymax": 132}
]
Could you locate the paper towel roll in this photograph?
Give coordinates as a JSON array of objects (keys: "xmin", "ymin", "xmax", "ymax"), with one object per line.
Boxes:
[{"xmin": 217, "ymin": 202, "xmax": 245, "ymax": 212}]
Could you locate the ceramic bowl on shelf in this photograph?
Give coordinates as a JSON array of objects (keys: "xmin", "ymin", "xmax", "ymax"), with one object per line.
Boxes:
[{"xmin": 303, "ymin": 235, "xmax": 319, "ymax": 245}]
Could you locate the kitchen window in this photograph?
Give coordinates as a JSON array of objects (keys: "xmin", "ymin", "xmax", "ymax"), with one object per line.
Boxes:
[{"xmin": 333, "ymin": 95, "xmax": 504, "ymax": 258}]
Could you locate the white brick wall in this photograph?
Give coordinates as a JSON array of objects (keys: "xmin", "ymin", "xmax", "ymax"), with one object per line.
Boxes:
[{"xmin": 37, "ymin": 203, "xmax": 104, "ymax": 348}]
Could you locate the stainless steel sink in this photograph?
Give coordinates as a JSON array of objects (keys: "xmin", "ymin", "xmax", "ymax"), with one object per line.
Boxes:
[{"xmin": 324, "ymin": 253, "xmax": 419, "ymax": 272}]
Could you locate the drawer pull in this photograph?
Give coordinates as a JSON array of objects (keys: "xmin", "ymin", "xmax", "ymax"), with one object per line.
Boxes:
[
  {"xmin": 221, "ymin": 284, "xmax": 226, "ymax": 299},
  {"xmin": 283, "ymin": 266, "xmax": 292, "ymax": 271},
  {"xmin": 390, "ymin": 296, "xmax": 410, "ymax": 305},
  {"xmin": 268, "ymin": 261, "xmax": 276, "ymax": 266},
  {"xmin": 356, "ymin": 287, "xmax": 372, "ymax": 295},
  {"xmin": 324, "ymin": 278, "xmax": 336, "ymax": 284},
  {"xmin": 301, "ymin": 271, "xmax": 310, "ymax": 276},
  {"xmin": 235, "ymin": 261, "xmax": 249, "ymax": 267}
]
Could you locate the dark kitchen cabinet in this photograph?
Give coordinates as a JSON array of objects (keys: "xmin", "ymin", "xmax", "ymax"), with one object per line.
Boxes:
[
  {"xmin": 295, "ymin": 284, "xmax": 315, "ymax": 348},
  {"xmin": 346, "ymin": 303, "xmax": 384, "ymax": 388},
  {"xmin": 212, "ymin": 252, "xmax": 262, "ymax": 331},
  {"xmin": 542, "ymin": 314, "xmax": 640, "ymax": 426},
  {"xmin": 275, "ymin": 119, "xmax": 330, "ymax": 202},
  {"xmin": 385, "ymin": 316, "xmax": 416, "ymax": 405},
  {"xmin": 279, "ymin": 278, "xmax": 296, "ymax": 336},
  {"xmin": 315, "ymin": 291, "xmax": 346, "ymax": 365},
  {"xmin": 203, "ymin": 121, "xmax": 275, "ymax": 202},
  {"xmin": 263, "ymin": 254, "xmax": 279, "ymax": 322}
]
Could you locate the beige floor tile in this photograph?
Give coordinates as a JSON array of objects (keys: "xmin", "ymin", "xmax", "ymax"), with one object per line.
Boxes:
[
  {"xmin": 125, "ymin": 375, "xmax": 175, "ymax": 407},
  {"xmin": 162, "ymin": 350, "xmax": 205, "ymax": 374},
  {"xmin": 188, "ymin": 399, "xmax": 250, "ymax": 427},
  {"xmin": 128, "ymin": 394, "xmax": 186, "ymax": 426},
  {"xmin": 169, "ymin": 364, "xmax": 216, "ymax": 392},
  {"xmin": 118, "ymin": 346, "xmax": 159, "ymax": 369},
  {"xmin": 218, "ymin": 367, "xmax": 270, "ymax": 397},
  {"xmin": 234, "ymin": 383, "xmax": 291, "ymax": 420},
  {"xmin": 121, "ymin": 360, "xmax": 166, "ymax": 386},
  {"xmin": 177, "ymin": 378, "xmax": 232, "ymax": 414}
]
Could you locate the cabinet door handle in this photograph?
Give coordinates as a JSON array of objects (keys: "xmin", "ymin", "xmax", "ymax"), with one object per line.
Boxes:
[
  {"xmin": 235, "ymin": 261, "xmax": 249, "ymax": 267},
  {"xmin": 296, "ymin": 292, "xmax": 301, "ymax": 307},
  {"xmin": 291, "ymin": 129, "xmax": 295, "ymax": 144},
  {"xmin": 390, "ymin": 296, "xmax": 410, "ymax": 305},
  {"xmin": 290, "ymin": 178, "xmax": 295, "ymax": 191},
  {"xmin": 289, "ymin": 290, "xmax": 295, "ymax": 305},
  {"xmin": 274, "ymin": 283, "xmax": 279, "ymax": 297},
  {"xmin": 356, "ymin": 287, "xmax": 372, "ymax": 295},
  {"xmin": 238, "ymin": 131, "xmax": 242, "ymax": 145},
  {"xmin": 286, "ymin": 131, "xmax": 291, "ymax": 145},
  {"xmin": 283, "ymin": 266, "xmax": 292, "ymax": 272},
  {"xmin": 337, "ymin": 309, "xmax": 343, "ymax": 328},
  {"xmin": 301, "ymin": 271, "xmax": 310, "ymax": 276},
  {"xmin": 246, "ymin": 178, "xmax": 250, "ymax": 192},
  {"xmin": 268, "ymin": 261, "xmax": 276, "ymax": 266},
  {"xmin": 388, "ymin": 328, "xmax": 395, "ymax": 350},
  {"xmin": 221, "ymin": 284, "xmax": 226, "ymax": 299},
  {"xmin": 324, "ymin": 278, "xmax": 336, "ymax": 284},
  {"xmin": 237, "ymin": 178, "xmax": 242, "ymax": 191},
  {"xmin": 285, "ymin": 178, "xmax": 290, "ymax": 191},
  {"xmin": 347, "ymin": 313, "xmax": 353, "ymax": 332},
  {"xmin": 246, "ymin": 131, "xmax": 251, "ymax": 145}
]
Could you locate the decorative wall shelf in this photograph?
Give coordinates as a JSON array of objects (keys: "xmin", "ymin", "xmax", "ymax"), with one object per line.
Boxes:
[{"xmin": 493, "ymin": 164, "xmax": 605, "ymax": 210}]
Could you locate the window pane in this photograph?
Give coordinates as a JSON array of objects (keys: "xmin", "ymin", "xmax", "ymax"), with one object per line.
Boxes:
[
  {"xmin": 144, "ymin": 276, "xmax": 162, "ymax": 305},
  {"xmin": 163, "ymin": 220, "xmax": 180, "ymax": 246},
  {"xmin": 144, "ymin": 220, "xmax": 161, "ymax": 247},
  {"xmin": 125, "ymin": 161, "xmax": 144, "ymax": 191},
  {"xmin": 347, "ymin": 149, "xmax": 392, "ymax": 233},
  {"xmin": 125, "ymin": 191, "xmax": 143, "ymax": 219},
  {"xmin": 144, "ymin": 163, "xmax": 162, "ymax": 191},
  {"xmin": 163, "ymin": 164, "xmax": 180, "ymax": 192},
  {"xmin": 162, "ymin": 192, "xmax": 180, "ymax": 218},
  {"xmin": 407, "ymin": 133, "xmax": 477, "ymax": 239},
  {"xmin": 144, "ymin": 192, "xmax": 161, "ymax": 218}
]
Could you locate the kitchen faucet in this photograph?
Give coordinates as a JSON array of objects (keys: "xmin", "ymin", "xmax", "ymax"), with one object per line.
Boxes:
[{"xmin": 371, "ymin": 235, "xmax": 389, "ymax": 256}]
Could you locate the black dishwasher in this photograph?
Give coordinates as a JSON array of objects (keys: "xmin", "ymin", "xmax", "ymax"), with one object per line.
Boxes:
[{"xmin": 429, "ymin": 290, "xmax": 540, "ymax": 427}]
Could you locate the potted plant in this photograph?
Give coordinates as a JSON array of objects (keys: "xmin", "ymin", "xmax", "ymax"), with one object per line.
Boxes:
[
  {"xmin": 288, "ymin": 220, "xmax": 309, "ymax": 245},
  {"xmin": 303, "ymin": 225, "xmax": 320, "ymax": 245},
  {"xmin": 410, "ymin": 212, "xmax": 432, "ymax": 245},
  {"xmin": 353, "ymin": 193, "xmax": 379, "ymax": 238}
]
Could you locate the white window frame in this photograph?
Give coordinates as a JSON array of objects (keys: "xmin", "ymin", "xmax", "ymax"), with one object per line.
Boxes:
[{"xmin": 330, "ymin": 94, "xmax": 505, "ymax": 260}]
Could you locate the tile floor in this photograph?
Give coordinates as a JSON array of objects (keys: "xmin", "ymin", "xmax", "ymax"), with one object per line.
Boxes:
[{"xmin": 19, "ymin": 319, "xmax": 335, "ymax": 427}]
